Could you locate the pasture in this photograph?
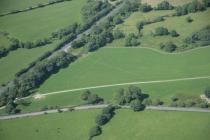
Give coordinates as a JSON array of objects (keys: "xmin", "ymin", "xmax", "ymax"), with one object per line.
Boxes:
[
  {"xmin": 0, "ymin": 109, "xmax": 100, "ymax": 140},
  {"xmin": 141, "ymin": 0, "xmax": 195, "ymax": 7},
  {"xmin": 94, "ymin": 109, "xmax": 210, "ymax": 140},
  {"xmin": 109, "ymin": 8, "xmax": 210, "ymax": 48},
  {"xmin": 0, "ymin": 0, "xmax": 86, "ymax": 42}
]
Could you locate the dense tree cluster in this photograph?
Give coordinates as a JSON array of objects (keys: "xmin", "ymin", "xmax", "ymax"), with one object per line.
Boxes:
[
  {"xmin": 0, "ymin": 52, "xmax": 76, "ymax": 110},
  {"xmin": 155, "ymin": 1, "xmax": 174, "ymax": 10},
  {"xmin": 185, "ymin": 25, "xmax": 210, "ymax": 46},
  {"xmin": 175, "ymin": 0, "xmax": 207, "ymax": 16},
  {"xmin": 159, "ymin": 42, "xmax": 177, "ymax": 52},
  {"xmin": 205, "ymin": 87, "xmax": 210, "ymax": 98},
  {"xmin": 81, "ymin": 90, "xmax": 103, "ymax": 104},
  {"xmin": 114, "ymin": 86, "xmax": 146, "ymax": 111},
  {"xmin": 154, "ymin": 27, "xmax": 169, "ymax": 36},
  {"xmin": 139, "ymin": 3, "xmax": 152, "ymax": 12},
  {"xmin": 125, "ymin": 33, "xmax": 140, "ymax": 47}
]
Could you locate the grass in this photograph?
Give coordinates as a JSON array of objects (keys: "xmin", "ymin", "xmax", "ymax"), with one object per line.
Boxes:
[
  {"xmin": 39, "ymin": 47, "xmax": 210, "ymax": 93},
  {"xmin": 0, "ymin": 40, "xmax": 60, "ymax": 85},
  {"xmin": 0, "ymin": 0, "xmax": 49, "ymax": 14},
  {"xmin": 0, "ymin": 34, "xmax": 10, "ymax": 48},
  {"xmin": 0, "ymin": 0, "xmax": 86, "ymax": 41},
  {"xmin": 94, "ymin": 109, "xmax": 210, "ymax": 140},
  {"xmin": 141, "ymin": 0, "xmax": 194, "ymax": 7},
  {"xmin": 109, "ymin": 8, "xmax": 210, "ymax": 48},
  {"xmin": 0, "ymin": 109, "xmax": 100, "ymax": 140}
]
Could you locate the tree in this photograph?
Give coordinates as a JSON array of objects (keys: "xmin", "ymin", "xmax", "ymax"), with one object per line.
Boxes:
[
  {"xmin": 81, "ymin": 90, "xmax": 91, "ymax": 100},
  {"xmin": 114, "ymin": 88, "xmax": 126, "ymax": 105},
  {"xmin": 186, "ymin": 16, "xmax": 193, "ymax": 23},
  {"xmin": 95, "ymin": 114, "xmax": 108, "ymax": 125},
  {"xmin": 125, "ymin": 33, "xmax": 140, "ymax": 47},
  {"xmin": 130, "ymin": 99, "xmax": 145, "ymax": 111},
  {"xmin": 156, "ymin": 1, "xmax": 174, "ymax": 10},
  {"xmin": 128, "ymin": 85, "xmax": 142, "ymax": 100},
  {"xmin": 89, "ymin": 125, "xmax": 102, "ymax": 139},
  {"xmin": 113, "ymin": 30, "xmax": 124, "ymax": 39},
  {"xmin": 113, "ymin": 15, "xmax": 123, "ymax": 24},
  {"xmin": 139, "ymin": 3, "xmax": 152, "ymax": 12},
  {"xmin": 205, "ymin": 87, "xmax": 210, "ymax": 98},
  {"xmin": 154, "ymin": 27, "xmax": 169, "ymax": 36},
  {"xmin": 136, "ymin": 21, "xmax": 144, "ymax": 33},
  {"xmin": 160, "ymin": 42, "xmax": 177, "ymax": 52},
  {"xmin": 170, "ymin": 30, "xmax": 179, "ymax": 37}
]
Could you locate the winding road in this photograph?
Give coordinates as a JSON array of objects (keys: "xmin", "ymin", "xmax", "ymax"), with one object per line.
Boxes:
[{"xmin": 0, "ymin": 104, "xmax": 209, "ymax": 120}]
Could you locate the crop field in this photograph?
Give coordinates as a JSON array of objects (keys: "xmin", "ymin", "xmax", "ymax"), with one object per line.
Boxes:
[
  {"xmin": 0, "ymin": 109, "xmax": 100, "ymax": 140},
  {"xmin": 0, "ymin": 0, "xmax": 86, "ymax": 42},
  {"xmin": 109, "ymin": 8, "xmax": 210, "ymax": 48},
  {"xmin": 94, "ymin": 109, "xmax": 210, "ymax": 140},
  {"xmin": 0, "ymin": 40, "xmax": 60, "ymax": 85},
  {"xmin": 141, "ymin": 0, "xmax": 195, "ymax": 7},
  {"xmin": 0, "ymin": 0, "xmax": 49, "ymax": 14}
]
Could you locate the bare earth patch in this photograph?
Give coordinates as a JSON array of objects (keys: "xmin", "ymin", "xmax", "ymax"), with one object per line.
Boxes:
[{"xmin": 34, "ymin": 93, "xmax": 45, "ymax": 100}]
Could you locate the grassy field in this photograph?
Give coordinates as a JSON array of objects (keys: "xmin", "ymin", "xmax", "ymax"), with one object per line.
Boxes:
[
  {"xmin": 94, "ymin": 109, "xmax": 210, "ymax": 140},
  {"xmin": 0, "ymin": 0, "xmax": 49, "ymax": 14},
  {"xmin": 0, "ymin": 40, "xmax": 61, "ymax": 85},
  {"xmin": 0, "ymin": 109, "xmax": 100, "ymax": 140},
  {"xmin": 141, "ymin": 0, "xmax": 194, "ymax": 7},
  {"xmin": 0, "ymin": 0, "xmax": 86, "ymax": 42},
  {"xmin": 39, "ymin": 47, "xmax": 210, "ymax": 93},
  {"xmin": 108, "ymin": 8, "xmax": 210, "ymax": 48},
  {"xmin": 0, "ymin": 109, "xmax": 209, "ymax": 140},
  {"xmin": 0, "ymin": 34, "xmax": 10, "ymax": 49}
]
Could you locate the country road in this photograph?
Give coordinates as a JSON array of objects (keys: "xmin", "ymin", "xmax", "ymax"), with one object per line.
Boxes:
[{"xmin": 0, "ymin": 104, "xmax": 210, "ymax": 120}]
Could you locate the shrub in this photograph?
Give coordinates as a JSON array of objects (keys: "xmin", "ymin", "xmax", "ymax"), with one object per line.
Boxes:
[
  {"xmin": 95, "ymin": 114, "xmax": 109, "ymax": 125},
  {"xmin": 154, "ymin": 27, "xmax": 169, "ymax": 36},
  {"xmin": 170, "ymin": 30, "xmax": 179, "ymax": 37},
  {"xmin": 186, "ymin": 16, "xmax": 193, "ymax": 23},
  {"xmin": 177, "ymin": 101, "xmax": 185, "ymax": 107},
  {"xmin": 89, "ymin": 126, "xmax": 102, "ymax": 139},
  {"xmin": 152, "ymin": 99, "xmax": 163, "ymax": 106},
  {"xmin": 125, "ymin": 33, "xmax": 140, "ymax": 47},
  {"xmin": 155, "ymin": 1, "xmax": 174, "ymax": 10},
  {"xmin": 204, "ymin": 87, "xmax": 210, "ymax": 98},
  {"xmin": 113, "ymin": 30, "xmax": 125, "ymax": 39},
  {"xmin": 139, "ymin": 3, "xmax": 152, "ymax": 12},
  {"xmin": 130, "ymin": 99, "xmax": 145, "ymax": 111},
  {"xmin": 160, "ymin": 42, "xmax": 177, "ymax": 52}
]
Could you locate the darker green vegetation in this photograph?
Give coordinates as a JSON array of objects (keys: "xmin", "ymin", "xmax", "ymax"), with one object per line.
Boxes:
[
  {"xmin": 0, "ymin": 52, "xmax": 76, "ymax": 113},
  {"xmin": 113, "ymin": 29, "xmax": 125, "ymax": 39},
  {"xmin": 186, "ymin": 16, "xmax": 193, "ymax": 23},
  {"xmin": 185, "ymin": 25, "xmax": 210, "ymax": 46},
  {"xmin": 160, "ymin": 42, "xmax": 177, "ymax": 52},
  {"xmin": 81, "ymin": 90, "xmax": 103, "ymax": 104},
  {"xmin": 139, "ymin": 3, "xmax": 152, "ymax": 12},
  {"xmin": 170, "ymin": 94, "xmax": 209, "ymax": 108},
  {"xmin": 89, "ymin": 105, "xmax": 117, "ymax": 140},
  {"xmin": 175, "ymin": 0, "xmax": 208, "ymax": 16},
  {"xmin": 153, "ymin": 27, "xmax": 179, "ymax": 37},
  {"xmin": 125, "ymin": 33, "xmax": 140, "ymax": 47},
  {"xmin": 205, "ymin": 87, "xmax": 210, "ymax": 98},
  {"xmin": 155, "ymin": 1, "xmax": 174, "ymax": 10},
  {"xmin": 114, "ymin": 86, "xmax": 147, "ymax": 111}
]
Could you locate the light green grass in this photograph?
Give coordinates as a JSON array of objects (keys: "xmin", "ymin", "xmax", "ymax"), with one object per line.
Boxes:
[
  {"xmin": 141, "ymin": 0, "xmax": 194, "ymax": 7},
  {"xmin": 0, "ymin": 109, "xmax": 100, "ymax": 140},
  {"xmin": 0, "ymin": 0, "xmax": 49, "ymax": 14},
  {"xmin": 0, "ymin": 34, "xmax": 10, "ymax": 48},
  {"xmin": 94, "ymin": 109, "xmax": 210, "ymax": 140},
  {"xmin": 0, "ymin": 40, "xmax": 60, "ymax": 85},
  {"xmin": 109, "ymin": 8, "xmax": 210, "ymax": 48},
  {"xmin": 19, "ymin": 78, "xmax": 210, "ymax": 113},
  {"xmin": 0, "ymin": 0, "xmax": 86, "ymax": 41},
  {"xmin": 39, "ymin": 47, "xmax": 210, "ymax": 93}
]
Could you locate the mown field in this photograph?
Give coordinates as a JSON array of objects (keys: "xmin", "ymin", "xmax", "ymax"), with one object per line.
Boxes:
[
  {"xmin": 0, "ymin": 40, "xmax": 60, "ymax": 85},
  {"xmin": 94, "ymin": 109, "xmax": 210, "ymax": 140},
  {"xmin": 0, "ymin": 0, "xmax": 49, "ymax": 14},
  {"xmin": 108, "ymin": 8, "xmax": 210, "ymax": 48},
  {"xmin": 0, "ymin": 109, "xmax": 209, "ymax": 140},
  {"xmin": 0, "ymin": 109, "xmax": 100, "ymax": 140},
  {"xmin": 0, "ymin": 0, "xmax": 86, "ymax": 42}
]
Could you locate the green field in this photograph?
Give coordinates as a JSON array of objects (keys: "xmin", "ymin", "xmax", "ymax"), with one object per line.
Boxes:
[
  {"xmin": 141, "ymin": 0, "xmax": 194, "ymax": 7},
  {"xmin": 94, "ymin": 109, "xmax": 210, "ymax": 140},
  {"xmin": 0, "ymin": 34, "xmax": 10, "ymax": 49},
  {"xmin": 0, "ymin": 0, "xmax": 86, "ymax": 42},
  {"xmin": 39, "ymin": 47, "xmax": 210, "ymax": 93},
  {"xmin": 0, "ymin": 40, "xmax": 61, "ymax": 85},
  {"xmin": 0, "ymin": 109, "xmax": 100, "ymax": 140},
  {"xmin": 0, "ymin": 109, "xmax": 209, "ymax": 140},
  {"xmin": 0, "ymin": 0, "xmax": 49, "ymax": 14},
  {"xmin": 109, "ymin": 8, "xmax": 210, "ymax": 48}
]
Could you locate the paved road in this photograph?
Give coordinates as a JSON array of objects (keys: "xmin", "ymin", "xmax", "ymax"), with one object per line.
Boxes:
[{"xmin": 0, "ymin": 104, "xmax": 209, "ymax": 120}]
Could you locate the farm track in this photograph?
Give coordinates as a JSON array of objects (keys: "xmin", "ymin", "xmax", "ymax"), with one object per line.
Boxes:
[{"xmin": 0, "ymin": 104, "xmax": 209, "ymax": 120}]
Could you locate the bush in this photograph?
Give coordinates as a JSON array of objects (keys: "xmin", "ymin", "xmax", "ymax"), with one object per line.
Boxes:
[
  {"xmin": 113, "ymin": 30, "xmax": 125, "ymax": 39},
  {"xmin": 152, "ymin": 99, "xmax": 163, "ymax": 106},
  {"xmin": 125, "ymin": 33, "xmax": 140, "ymax": 47},
  {"xmin": 81, "ymin": 90, "xmax": 103, "ymax": 104},
  {"xmin": 154, "ymin": 27, "xmax": 169, "ymax": 36},
  {"xmin": 177, "ymin": 101, "xmax": 185, "ymax": 107},
  {"xmin": 186, "ymin": 16, "xmax": 193, "ymax": 23},
  {"xmin": 170, "ymin": 30, "xmax": 179, "ymax": 37},
  {"xmin": 155, "ymin": 1, "xmax": 174, "ymax": 10},
  {"xmin": 139, "ymin": 3, "xmax": 152, "ymax": 12},
  {"xmin": 95, "ymin": 114, "xmax": 109, "ymax": 125},
  {"xmin": 204, "ymin": 87, "xmax": 210, "ymax": 98},
  {"xmin": 130, "ymin": 99, "xmax": 145, "ymax": 111},
  {"xmin": 160, "ymin": 42, "xmax": 177, "ymax": 52},
  {"xmin": 89, "ymin": 126, "xmax": 102, "ymax": 139}
]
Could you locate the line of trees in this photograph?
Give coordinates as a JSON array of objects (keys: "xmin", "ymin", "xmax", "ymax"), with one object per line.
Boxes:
[{"xmin": 154, "ymin": 1, "xmax": 174, "ymax": 10}]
